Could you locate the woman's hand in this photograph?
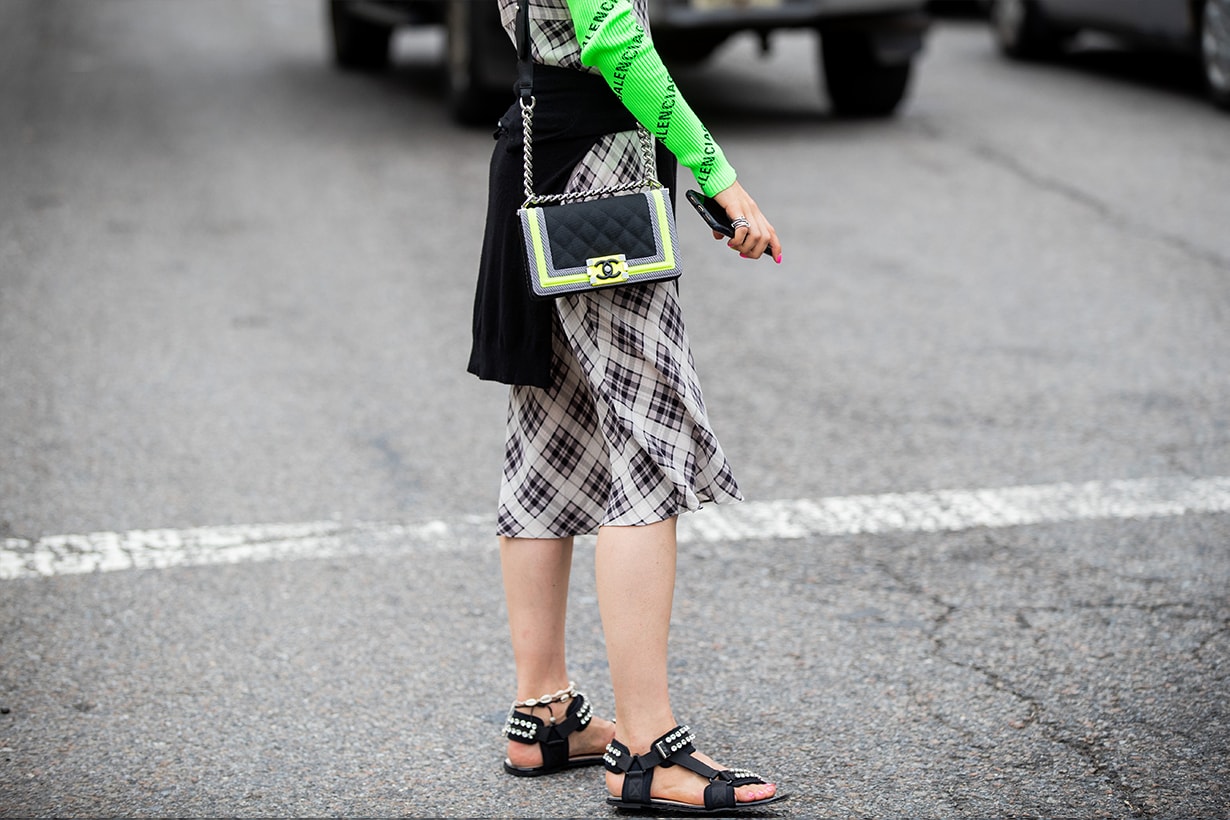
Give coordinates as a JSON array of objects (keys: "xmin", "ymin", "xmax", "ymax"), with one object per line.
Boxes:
[{"xmin": 712, "ymin": 180, "xmax": 782, "ymax": 264}]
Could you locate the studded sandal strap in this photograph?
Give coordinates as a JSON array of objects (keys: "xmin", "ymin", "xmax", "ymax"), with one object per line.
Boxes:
[
  {"xmin": 545, "ymin": 692, "xmax": 593, "ymax": 769},
  {"xmin": 551, "ymin": 691, "xmax": 593, "ymax": 738},
  {"xmin": 603, "ymin": 726, "xmax": 712, "ymax": 806},
  {"xmin": 602, "ymin": 737, "xmax": 631, "ymax": 773},
  {"xmin": 603, "ymin": 737, "xmax": 657, "ymax": 805},
  {"xmin": 603, "ymin": 727, "xmax": 770, "ymax": 810},
  {"xmin": 502, "ymin": 692, "xmax": 594, "ymax": 746},
  {"xmin": 602, "ymin": 725, "xmax": 702, "ymax": 773},
  {"xmin": 503, "ymin": 710, "xmax": 544, "ymax": 746},
  {"xmin": 726, "ymin": 768, "xmax": 769, "ymax": 787}
]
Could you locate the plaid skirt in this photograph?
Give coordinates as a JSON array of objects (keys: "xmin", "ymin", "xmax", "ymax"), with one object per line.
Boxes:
[{"xmin": 496, "ymin": 131, "xmax": 743, "ymax": 538}]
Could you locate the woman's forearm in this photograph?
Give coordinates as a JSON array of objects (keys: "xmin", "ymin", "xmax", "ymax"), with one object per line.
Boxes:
[{"xmin": 566, "ymin": 0, "xmax": 737, "ymax": 196}]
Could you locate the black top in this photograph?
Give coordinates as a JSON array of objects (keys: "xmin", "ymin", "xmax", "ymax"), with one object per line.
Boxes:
[{"xmin": 466, "ymin": 67, "xmax": 677, "ymax": 387}]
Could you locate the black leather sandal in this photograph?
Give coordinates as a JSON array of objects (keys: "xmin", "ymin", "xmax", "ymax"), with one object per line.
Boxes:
[
  {"xmin": 502, "ymin": 689, "xmax": 603, "ymax": 777},
  {"xmin": 603, "ymin": 725, "xmax": 785, "ymax": 814}
]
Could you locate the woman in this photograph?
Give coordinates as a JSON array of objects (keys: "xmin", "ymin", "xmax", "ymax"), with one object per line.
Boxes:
[{"xmin": 468, "ymin": 0, "xmax": 784, "ymax": 812}]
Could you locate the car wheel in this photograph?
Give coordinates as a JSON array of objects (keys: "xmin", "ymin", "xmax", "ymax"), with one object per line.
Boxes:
[
  {"xmin": 446, "ymin": 0, "xmax": 510, "ymax": 126},
  {"xmin": 328, "ymin": 0, "xmax": 392, "ymax": 72},
  {"xmin": 989, "ymin": 0, "xmax": 1063, "ymax": 59},
  {"xmin": 1201, "ymin": 0, "xmax": 1230, "ymax": 108},
  {"xmin": 654, "ymin": 32, "xmax": 727, "ymax": 66},
  {"xmin": 820, "ymin": 31, "xmax": 913, "ymax": 117}
]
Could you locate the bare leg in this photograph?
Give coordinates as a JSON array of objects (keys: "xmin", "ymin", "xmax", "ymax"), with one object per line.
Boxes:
[
  {"xmin": 500, "ymin": 535, "xmax": 614, "ymax": 768},
  {"xmin": 501, "ymin": 535, "xmax": 574, "ymax": 698},
  {"xmin": 596, "ymin": 518, "xmax": 776, "ymax": 805},
  {"xmin": 594, "ymin": 520, "xmax": 676, "ymax": 741}
]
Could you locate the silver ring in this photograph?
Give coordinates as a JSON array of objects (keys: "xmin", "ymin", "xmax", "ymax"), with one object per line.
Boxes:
[{"xmin": 730, "ymin": 217, "xmax": 750, "ymax": 230}]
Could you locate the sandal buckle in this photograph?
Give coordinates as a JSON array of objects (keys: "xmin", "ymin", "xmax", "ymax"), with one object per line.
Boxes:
[{"xmin": 651, "ymin": 725, "xmax": 694, "ymax": 762}]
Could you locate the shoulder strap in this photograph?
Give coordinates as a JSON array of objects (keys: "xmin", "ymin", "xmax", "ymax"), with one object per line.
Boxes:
[
  {"xmin": 516, "ymin": 0, "xmax": 533, "ymax": 104},
  {"xmin": 516, "ymin": 0, "xmax": 661, "ymax": 206}
]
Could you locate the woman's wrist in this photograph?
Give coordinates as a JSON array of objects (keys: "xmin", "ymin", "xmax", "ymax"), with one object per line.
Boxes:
[{"xmin": 699, "ymin": 166, "xmax": 738, "ymax": 199}]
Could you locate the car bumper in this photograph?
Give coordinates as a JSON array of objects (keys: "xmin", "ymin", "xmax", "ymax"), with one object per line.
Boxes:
[{"xmin": 651, "ymin": 0, "xmax": 930, "ymax": 31}]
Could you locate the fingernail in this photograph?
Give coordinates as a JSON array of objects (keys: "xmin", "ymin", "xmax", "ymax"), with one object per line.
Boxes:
[
  {"xmin": 740, "ymin": 253, "xmax": 750, "ymax": 259},
  {"xmin": 774, "ymin": 254, "xmax": 782, "ymax": 264}
]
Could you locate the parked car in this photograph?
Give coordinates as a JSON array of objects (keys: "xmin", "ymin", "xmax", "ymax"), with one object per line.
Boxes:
[
  {"xmin": 926, "ymin": 0, "xmax": 984, "ymax": 15},
  {"xmin": 328, "ymin": 0, "xmax": 515, "ymax": 124},
  {"xmin": 326, "ymin": 0, "xmax": 931, "ymax": 124},
  {"xmin": 985, "ymin": 0, "xmax": 1230, "ymax": 109}
]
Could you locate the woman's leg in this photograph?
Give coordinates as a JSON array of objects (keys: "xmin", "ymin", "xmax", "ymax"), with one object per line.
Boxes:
[
  {"xmin": 501, "ymin": 535, "xmax": 574, "ymax": 698},
  {"xmin": 596, "ymin": 518, "xmax": 776, "ymax": 805},
  {"xmin": 594, "ymin": 521, "xmax": 676, "ymax": 739},
  {"xmin": 500, "ymin": 535, "xmax": 614, "ymax": 768}
]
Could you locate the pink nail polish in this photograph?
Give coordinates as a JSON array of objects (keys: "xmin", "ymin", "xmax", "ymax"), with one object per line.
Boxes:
[{"xmin": 774, "ymin": 253, "xmax": 782, "ymax": 264}]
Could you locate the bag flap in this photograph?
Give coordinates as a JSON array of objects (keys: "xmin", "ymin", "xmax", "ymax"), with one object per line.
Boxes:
[{"xmin": 538, "ymin": 193, "xmax": 658, "ymax": 269}]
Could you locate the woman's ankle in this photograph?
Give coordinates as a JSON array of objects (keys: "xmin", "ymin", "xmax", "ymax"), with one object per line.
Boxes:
[
  {"xmin": 513, "ymin": 680, "xmax": 576, "ymax": 708},
  {"xmin": 611, "ymin": 714, "xmax": 681, "ymax": 754}
]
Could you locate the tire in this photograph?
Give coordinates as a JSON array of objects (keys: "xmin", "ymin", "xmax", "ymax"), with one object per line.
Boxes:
[
  {"xmin": 1201, "ymin": 0, "xmax": 1230, "ymax": 109},
  {"xmin": 654, "ymin": 32, "xmax": 727, "ymax": 66},
  {"xmin": 328, "ymin": 0, "xmax": 392, "ymax": 72},
  {"xmin": 989, "ymin": 0, "xmax": 1064, "ymax": 59},
  {"xmin": 446, "ymin": 0, "xmax": 512, "ymax": 126},
  {"xmin": 820, "ymin": 31, "xmax": 913, "ymax": 117}
]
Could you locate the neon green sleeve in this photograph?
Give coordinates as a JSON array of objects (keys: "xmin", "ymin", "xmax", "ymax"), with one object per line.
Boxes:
[{"xmin": 566, "ymin": 0, "xmax": 737, "ymax": 197}]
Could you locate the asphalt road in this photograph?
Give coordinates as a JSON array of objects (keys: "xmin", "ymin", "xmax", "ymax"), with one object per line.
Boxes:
[{"xmin": 1, "ymin": 1, "xmax": 1228, "ymax": 817}]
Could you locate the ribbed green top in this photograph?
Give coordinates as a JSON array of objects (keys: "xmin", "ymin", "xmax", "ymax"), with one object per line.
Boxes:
[{"xmin": 566, "ymin": 0, "xmax": 737, "ymax": 197}]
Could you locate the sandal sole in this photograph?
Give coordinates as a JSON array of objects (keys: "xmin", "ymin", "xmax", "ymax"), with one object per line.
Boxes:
[
  {"xmin": 606, "ymin": 793, "xmax": 787, "ymax": 815},
  {"xmin": 502, "ymin": 754, "xmax": 605, "ymax": 777}
]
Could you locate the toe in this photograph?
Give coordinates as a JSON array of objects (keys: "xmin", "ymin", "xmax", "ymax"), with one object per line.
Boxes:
[{"xmin": 736, "ymin": 781, "xmax": 777, "ymax": 803}]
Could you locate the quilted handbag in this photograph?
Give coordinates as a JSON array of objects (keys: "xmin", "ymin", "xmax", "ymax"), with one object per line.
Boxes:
[
  {"xmin": 514, "ymin": 1, "xmax": 681, "ymax": 300},
  {"xmin": 517, "ymin": 149, "xmax": 681, "ymax": 299}
]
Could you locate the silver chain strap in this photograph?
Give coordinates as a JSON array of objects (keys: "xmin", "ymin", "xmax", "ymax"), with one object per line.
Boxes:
[{"xmin": 520, "ymin": 95, "xmax": 662, "ymax": 208}]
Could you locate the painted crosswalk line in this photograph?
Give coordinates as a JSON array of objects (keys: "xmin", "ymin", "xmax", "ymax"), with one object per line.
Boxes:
[{"xmin": 2, "ymin": 475, "xmax": 1228, "ymax": 580}]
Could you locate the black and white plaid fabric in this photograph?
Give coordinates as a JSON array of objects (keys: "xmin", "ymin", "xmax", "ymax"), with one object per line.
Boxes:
[
  {"xmin": 495, "ymin": 0, "xmax": 742, "ymax": 538},
  {"xmin": 497, "ymin": 277, "xmax": 744, "ymax": 538},
  {"xmin": 498, "ymin": 0, "xmax": 650, "ymax": 71}
]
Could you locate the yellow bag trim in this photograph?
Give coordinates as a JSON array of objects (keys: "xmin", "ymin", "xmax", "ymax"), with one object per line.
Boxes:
[{"xmin": 527, "ymin": 190, "xmax": 678, "ymax": 293}]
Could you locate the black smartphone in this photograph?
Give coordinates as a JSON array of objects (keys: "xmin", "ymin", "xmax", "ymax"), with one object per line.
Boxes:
[{"xmin": 685, "ymin": 189, "xmax": 735, "ymax": 238}]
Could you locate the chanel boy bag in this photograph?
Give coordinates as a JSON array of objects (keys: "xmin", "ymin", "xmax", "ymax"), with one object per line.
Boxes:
[{"xmin": 515, "ymin": 0, "xmax": 682, "ymax": 300}]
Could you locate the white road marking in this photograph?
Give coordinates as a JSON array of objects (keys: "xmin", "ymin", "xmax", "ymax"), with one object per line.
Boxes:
[{"xmin": 2, "ymin": 476, "xmax": 1229, "ymax": 581}]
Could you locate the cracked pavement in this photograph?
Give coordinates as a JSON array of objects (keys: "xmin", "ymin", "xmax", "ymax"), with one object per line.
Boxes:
[
  {"xmin": 2, "ymin": 512, "xmax": 1226, "ymax": 818},
  {"xmin": 711, "ymin": 514, "xmax": 1229, "ymax": 818}
]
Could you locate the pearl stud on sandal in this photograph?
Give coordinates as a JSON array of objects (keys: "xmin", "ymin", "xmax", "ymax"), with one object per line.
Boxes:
[
  {"xmin": 502, "ymin": 683, "xmax": 604, "ymax": 777},
  {"xmin": 603, "ymin": 725, "xmax": 785, "ymax": 813}
]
